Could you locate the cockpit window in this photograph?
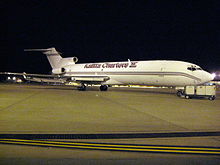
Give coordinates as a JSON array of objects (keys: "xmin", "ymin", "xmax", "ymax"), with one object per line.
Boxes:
[
  {"xmin": 187, "ymin": 66, "xmax": 196, "ymax": 71},
  {"xmin": 187, "ymin": 66, "xmax": 203, "ymax": 71}
]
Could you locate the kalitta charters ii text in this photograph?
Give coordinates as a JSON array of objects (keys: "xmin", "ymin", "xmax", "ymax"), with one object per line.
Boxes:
[{"xmin": 84, "ymin": 62, "xmax": 138, "ymax": 69}]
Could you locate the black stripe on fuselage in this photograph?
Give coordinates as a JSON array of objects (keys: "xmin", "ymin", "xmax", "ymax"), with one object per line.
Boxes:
[{"xmin": 64, "ymin": 71, "xmax": 201, "ymax": 82}]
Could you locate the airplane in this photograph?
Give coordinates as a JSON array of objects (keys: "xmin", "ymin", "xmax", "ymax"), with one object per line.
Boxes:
[{"xmin": 1, "ymin": 47, "xmax": 214, "ymax": 96}]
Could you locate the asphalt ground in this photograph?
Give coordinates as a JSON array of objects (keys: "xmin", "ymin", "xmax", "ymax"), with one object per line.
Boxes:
[{"xmin": 0, "ymin": 84, "xmax": 219, "ymax": 164}]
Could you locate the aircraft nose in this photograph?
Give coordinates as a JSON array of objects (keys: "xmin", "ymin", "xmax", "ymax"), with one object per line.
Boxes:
[
  {"xmin": 211, "ymin": 73, "xmax": 216, "ymax": 80},
  {"xmin": 202, "ymin": 72, "xmax": 214, "ymax": 83}
]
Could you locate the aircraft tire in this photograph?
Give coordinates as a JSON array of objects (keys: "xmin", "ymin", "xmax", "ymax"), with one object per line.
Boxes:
[
  {"xmin": 176, "ymin": 91, "xmax": 183, "ymax": 97},
  {"xmin": 185, "ymin": 95, "xmax": 190, "ymax": 99},
  {"xmin": 208, "ymin": 96, "xmax": 215, "ymax": 101},
  {"xmin": 77, "ymin": 84, "xmax": 86, "ymax": 91},
  {"xmin": 100, "ymin": 85, "xmax": 108, "ymax": 91}
]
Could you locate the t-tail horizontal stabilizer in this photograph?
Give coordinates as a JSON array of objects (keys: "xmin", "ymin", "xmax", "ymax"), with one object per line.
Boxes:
[{"xmin": 24, "ymin": 47, "xmax": 62, "ymax": 69}]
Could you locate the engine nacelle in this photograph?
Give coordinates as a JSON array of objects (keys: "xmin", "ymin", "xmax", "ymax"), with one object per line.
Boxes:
[
  {"xmin": 52, "ymin": 57, "xmax": 78, "ymax": 74},
  {"xmin": 59, "ymin": 57, "xmax": 78, "ymax": 66},
  {"xmin": 73, "ymin": 57, "xmax": 78, "ymax": 63},
  {"xmin": 52, "ymin": 68, "xmax": 66, "ymax": 74}
]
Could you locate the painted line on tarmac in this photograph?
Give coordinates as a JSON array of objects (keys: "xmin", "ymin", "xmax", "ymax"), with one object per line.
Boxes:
[
  {"xmin": 0, "ymin": 139, "xmax": 219, "ymax": 155},
  {"xmin": 0, "ymin": 132, "xmax": 220, "ymax": 139}
]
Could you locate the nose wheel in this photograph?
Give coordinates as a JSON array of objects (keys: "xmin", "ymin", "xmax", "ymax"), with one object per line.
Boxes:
[{"xmin": 100, "ymin": 85, "xmax": 108, "ymax": 91}]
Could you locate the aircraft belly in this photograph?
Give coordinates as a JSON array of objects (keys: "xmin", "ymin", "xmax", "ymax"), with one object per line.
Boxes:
[{"xmin": 162, "ymin": 76, "xmax": 194, "ymax": 86}]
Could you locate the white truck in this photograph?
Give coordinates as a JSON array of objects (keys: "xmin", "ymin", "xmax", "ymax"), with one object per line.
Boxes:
[{"xmin": 182, "ymin": 85, "xmax": 216, "ymax": 100}]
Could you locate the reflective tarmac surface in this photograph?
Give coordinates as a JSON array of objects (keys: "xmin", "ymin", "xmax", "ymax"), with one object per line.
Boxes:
[{"xmin": 0, "ymin": 84, "xmax": 219, "ymax": 164}]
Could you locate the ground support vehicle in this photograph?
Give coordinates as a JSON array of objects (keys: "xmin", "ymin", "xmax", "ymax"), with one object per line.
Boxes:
[{"xmin": 178, "ymin": 85, "xmax": 216, "ymax": 100}]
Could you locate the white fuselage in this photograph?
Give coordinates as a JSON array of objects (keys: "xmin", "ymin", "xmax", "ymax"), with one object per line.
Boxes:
[{"xmin": 59, "ymin": 60, "xmax": 213, "ymax": 87}]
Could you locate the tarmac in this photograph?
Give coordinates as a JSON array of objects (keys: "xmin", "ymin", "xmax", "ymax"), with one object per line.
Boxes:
[{"xmin": 0, "ymin": 84, "xmax": 219, "ymax": 164}]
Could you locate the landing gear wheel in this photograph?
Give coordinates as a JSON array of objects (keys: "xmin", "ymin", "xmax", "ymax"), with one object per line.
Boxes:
[
  {"xmin": 100, "ymin": 85, "xmax": 108, "ymax": 91},
  {"xmin": 185, "ymin": 95, "xmax": 190, "ymax": 99},
  {"xmin": 176, "ymin": 91, "xmax": 183, "ymax": 97},
  {"xmin": 208, "ymin": 96, "xmax": 215, "ymax": 101},
  {"xmin": 77, "ymin": 84, "xmax": 86, "ymax": 91}
]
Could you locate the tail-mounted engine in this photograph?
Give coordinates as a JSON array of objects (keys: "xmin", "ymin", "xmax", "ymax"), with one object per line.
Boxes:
[
  {"xmin": 59, "ymin": 57, "xmax": 78, "ymax": 66},
  {"xmin": 52, "ymin": 68, "xmax": 66, "ymax": 74},
  {"xmin": 52, "ymin": 56, "xmax": 78, "ymax": 74},
  {"xmin": 72, "ymin": 57, "xmax": 78, "ymax": 63}
]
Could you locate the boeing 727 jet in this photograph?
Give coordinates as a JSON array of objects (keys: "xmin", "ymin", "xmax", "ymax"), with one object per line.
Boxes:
[{"xmin": 2, "ymin": 47, "xmax": 214, "ymax": 96}]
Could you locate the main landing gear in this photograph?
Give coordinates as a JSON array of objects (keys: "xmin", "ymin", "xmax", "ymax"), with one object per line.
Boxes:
[
  {"xmin": 176, "ymin": 90, "xmax": 184, "ymax": 97},
  {"xmin": 77, "ymin": 84, "xmax": 86, "ymax": 91},
  {"xmin": 77, "ymin": 84, "xmax": 108, "ymax": 91},
  {"xmin": 100, "ymin": 85, "xmax": 108, "ymax": 91}
]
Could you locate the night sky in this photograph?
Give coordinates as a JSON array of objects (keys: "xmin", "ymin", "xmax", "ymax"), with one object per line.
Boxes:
[{"xmin": 1, "ymin": 1, "xmax": 220, "ymax": 74}]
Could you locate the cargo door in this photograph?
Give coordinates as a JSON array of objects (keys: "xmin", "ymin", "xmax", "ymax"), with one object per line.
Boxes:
[{"xmin": 156, "ymin": 65, "xmax": 165, "ymax": 85}]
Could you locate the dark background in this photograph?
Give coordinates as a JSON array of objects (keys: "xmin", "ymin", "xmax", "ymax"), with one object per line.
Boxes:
[{"xmin": 1, "ymin": 0, "xmax": 220, "ymax": 74}]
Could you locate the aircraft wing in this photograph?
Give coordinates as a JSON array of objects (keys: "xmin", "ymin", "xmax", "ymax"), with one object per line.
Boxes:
[
  {"xmin": 0, "ymin": 72, "xmax": 58, "ymax": 78},
  {"xmin": 25, "ymin": 77, "xmax": 66, "ymax": 83},
  {"xmin": 0, "ymin": 72, "xmax": 110, "ymax": 85},
  {"xmin": 23, "ymin": 74, "xmax": 110, "ymax": 84},
  {"xmin": 0, "ymin": 72, "xmax": 64, "ymax": 84}
]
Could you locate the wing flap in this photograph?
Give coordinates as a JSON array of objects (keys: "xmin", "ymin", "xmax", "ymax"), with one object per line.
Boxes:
[{"xmin": 26, "ymin": 77, "xmax": 66, "ymax": 83}]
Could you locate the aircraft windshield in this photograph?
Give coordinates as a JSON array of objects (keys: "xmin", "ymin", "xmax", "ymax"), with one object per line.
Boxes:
[{"xmin": 187, "ymin": 66, "xmax": 202, "ymax": 71}]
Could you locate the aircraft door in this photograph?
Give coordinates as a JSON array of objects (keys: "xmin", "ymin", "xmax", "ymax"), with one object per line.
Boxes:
[{"xmin": 155, "ymin": 65, "xmax": 165, "ymax": 85}]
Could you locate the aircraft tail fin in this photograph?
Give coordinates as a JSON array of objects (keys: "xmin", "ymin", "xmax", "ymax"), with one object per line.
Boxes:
[{"xmin": 24, "ymin": 47, "xmax": 62, "ymax": 69}]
